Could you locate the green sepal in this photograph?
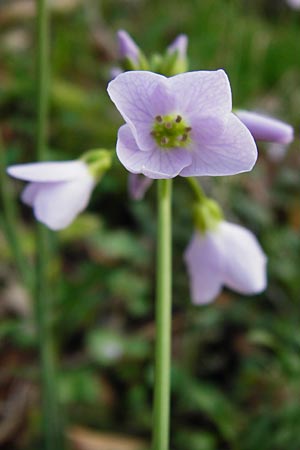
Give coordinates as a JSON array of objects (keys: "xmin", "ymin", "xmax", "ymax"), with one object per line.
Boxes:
[
  {"xmin": 193, "ymin": 198, "xmax": 223, "ymax": 234},
  {"xmin": 80, "ymin": 149, "xmax": 112, "ymax": 180},
  {"xmin": 159, "ymin": 49, "xmax": 189, "ymax": 76},
  {"xmin": 121, "ymin": 51, "xmax": 150, "ymax": 72}
]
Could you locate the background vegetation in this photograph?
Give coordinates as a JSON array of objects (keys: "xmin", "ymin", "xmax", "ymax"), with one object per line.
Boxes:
[{"xmin": 0, "ymin": 0, "xmax": 300, "ymax": 449}]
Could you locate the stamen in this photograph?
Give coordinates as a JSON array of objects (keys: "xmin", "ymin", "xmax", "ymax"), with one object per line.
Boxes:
[
  {"xmin": 161, "ymin": 137, "xmax": 169, "ymax": 145},
  {"xmin": 155, "ymin": 115, "xmax": 163, "ymax": 123},
  {"xmin": 175, "ymin": 115, "xmax": 182, "ymax": 123},
  {"xmin": 181, "ymin": 134, "xmax": 188, "ymax": 142},
  {"xmin": 164, "ymin": 122, "xmax": 172, "ymax": 129},
  {"xmin": 185, "ymin": 127, "xmax": 192, "ymax": 132}
]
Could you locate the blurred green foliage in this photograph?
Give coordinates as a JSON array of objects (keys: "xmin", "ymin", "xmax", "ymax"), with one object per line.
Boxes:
[{"xmin": 1, "ymin": 0, "xmax": 300, "ymax": 449}]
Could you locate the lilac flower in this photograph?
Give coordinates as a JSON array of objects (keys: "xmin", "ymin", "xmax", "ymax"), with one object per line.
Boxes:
[
  {"xmin": 128, "ymin": 173, "xmax": 153, "ymax": 200},
  {"xmin": 184, "ymin": 221, "xmax": 267, "ymax": 304},
  {"xmin": 117, "ymin": 30, "xmax": 141, "ymax": 66},
  {"xmin": 235, "ymin": 110, "xmax": 294, "ymax": 144},
  {"xmin": 7, "ymin": 160, "xmax": 96, "ymax": 230},
  {"xmin": 107, "ymin": 70, "xmax": 257, "ymax": 179}
]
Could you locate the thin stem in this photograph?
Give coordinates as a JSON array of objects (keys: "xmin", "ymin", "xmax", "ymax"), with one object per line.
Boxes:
[
  {"xmin": 186, "ymin": 177, "xmax": 206, "ymax": 203},
  {"xmin": 152, "ymin": 178, "xmax": 172, "ymax": 450},
  {"xmin": 0, "ymin": 135, "xmax": 32, "ymax": 288},
  {"xmin": 36, "ymin": 1, "xmax": 63, "ymax": 448}
]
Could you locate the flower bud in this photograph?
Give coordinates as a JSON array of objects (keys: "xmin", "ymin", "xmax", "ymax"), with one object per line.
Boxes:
[
  {"xmin": 117, "ymin": 30, "xmax": 149, "ymax": 71},
  {"xmin": 235, "ymin": 110, "xmax": 294, "ymax": 145}
]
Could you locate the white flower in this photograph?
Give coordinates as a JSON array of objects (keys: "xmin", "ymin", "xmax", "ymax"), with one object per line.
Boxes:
[
  {"xmin": 7, "ymin": 160, "xmax": 95, "ymax": 230},
  {"xmin": 184, "ymin": 221, "xmax": 267, "ymax": 304}
]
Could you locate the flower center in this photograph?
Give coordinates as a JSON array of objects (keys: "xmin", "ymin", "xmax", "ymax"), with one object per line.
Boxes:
[{"xmin": 151, "ymin": 114, "xmax": 192, "ymax": 149}]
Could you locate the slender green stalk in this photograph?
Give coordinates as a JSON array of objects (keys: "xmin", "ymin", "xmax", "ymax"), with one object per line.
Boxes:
[
  {"xmin": 36, "ymin": 1, "xmax": 63, "ymax": 448},
  {"xmin": 187, "ymin": 177, "xmax": 206, "ymax": 203},
  {"xmin": 0, "ymin": 136, "xmax": 32, "ymax": 288},
  {"xmin": 152, "ymin": 178, "xmax": 172, "ymax": 450}
]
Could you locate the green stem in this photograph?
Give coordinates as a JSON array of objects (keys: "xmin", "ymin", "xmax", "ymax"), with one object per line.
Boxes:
[
  {"xmin": 36, "ymin": 1, "xmax": 63, "ymax": 448},
  {"xmin": 152, "ymin": 179, "xmax": 172, "ymax": 450},
  {"xmin": 186, "ymin": 177, "xmax": 206, "ymax": 203},
  {"xmin": 0, "ymin": 135, "xmax": 32, "ymax": 288}
]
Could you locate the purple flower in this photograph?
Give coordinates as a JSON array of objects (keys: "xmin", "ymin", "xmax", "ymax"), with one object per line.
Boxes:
[
  {"xmin": 107, "ymin": 70, "xmax": 257, "ymax": 179},
  {"xmin": 128, "ymin": 173, "xmax": 153, "ymax": 200},
  {"xmin": 235, "ymin": 110, "xmax": 294, "ymax": 144},
  {"xmin": 7, "ymin": 161, "xmax": 95, "ymax": 230},
  {"xmin": 117, "ymin": 30, "xmax": 140, "ymax": 65},
  {"xmin": 184, "ymin": 221, "xmax": 267, "ymax": 304}
]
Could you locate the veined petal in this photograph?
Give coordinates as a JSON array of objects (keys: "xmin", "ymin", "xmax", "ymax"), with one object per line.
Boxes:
[
  {"xmin": 180, "ymin": 113, "xmax": 257, "ymax": 177},
  {"xmin": 107, "ymin": 71, "xmax": 175, "ymax": 151},
  {"xmin": 32, "ymin": 176, "xmax": 95, "ymax": 230},
  {"xmin": 184, "ymin": 232, "xmax": 223, "ymax": 304},
  {"xmin": 220, "ymin": 222, "xmax": 267, "ymax": 294},
  {"xmin": 7, "ymin": 160, "xmax": 89, "ymax": 182},
  {"xmin": 117, "ymin": 124, "xmax": 192, "ymax": 179},
  {"xmin": 168, "ymin": 70, "xmax": 232, "ymax": 116}
]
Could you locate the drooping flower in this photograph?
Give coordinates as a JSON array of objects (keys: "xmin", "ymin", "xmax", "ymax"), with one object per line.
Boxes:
[
  {"xmin": 7, "ymin": 151, "xmax": 111, "ymax": 230},
  {"xmin": 107, "ymin": 70, "xmax": 258, "ymax": 179},
  {"xmin": 184, "ymin": 221, "xmax": 267, "ymax": 304},
  {"xmin": 235, "ymin": 110, "xmax": 294, "ymax": 145},
  {"xmin": 128, "ymin": 173, "xmax": 153, "ymax": 200}
]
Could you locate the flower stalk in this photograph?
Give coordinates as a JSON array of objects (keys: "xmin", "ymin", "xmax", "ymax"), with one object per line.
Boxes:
[
  {"xmin": 36, "ymin": 1, "xmax": 62, "ymax": 448},
  {"xmin": 152, "ymin": 179, "xmax": 172, "ymax": 450}
]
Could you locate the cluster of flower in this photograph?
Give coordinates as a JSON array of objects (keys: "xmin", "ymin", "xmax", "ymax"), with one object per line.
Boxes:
[{"xmin": 7, "ymin": 31, "xmax": 294, "ymax": 304}]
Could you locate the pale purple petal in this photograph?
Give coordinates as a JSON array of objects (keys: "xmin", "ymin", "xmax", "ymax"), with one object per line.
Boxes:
[
  {"xmin": 184, "ymin": 232, "xmax": 223, "ymax": 304},
  {"xmin": 235, "ymin": 110, "xmax": 294, "ymax": 144},
  {"xmin": 108, "ymin": 71, "xmax": 174, "ymax": 151},
  {"xmin": 117, "ymin": 30, "xmax": 140, "ymax": 64},
  {"xmin": 219, "ymin": 222, "xmax": 267, "ymax": 294},
  {"xmin": 117, "ymin": 125, "xmax": 192, "ymax": 179},
  {"xmin": 167, "ymin": 34, "xmax": 188, "ymax": 58},
  {"xmin": 21, "ymin": 183, "xmax": 40, "ymax": 206},
  {"xmin": 7, "ymin": 160, "xmax": 89, "ymax": 182},
  {"xmin": 32, "ymin": 176, "xmax": 95, "ymax": 230},
  {"xmin": 128, "ymin": 173, "xmax": 153, "ymax": 200},
  {"xmin": 180, "ymin": 113, "xmax": 257, "ymax": 176},
  {"xmin": 168, "ymin": 70, "xmax": 232, "ymax": 117}
]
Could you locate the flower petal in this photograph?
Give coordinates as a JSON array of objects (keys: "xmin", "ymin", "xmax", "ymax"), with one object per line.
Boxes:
[
  {"xmin": 117, "ymin": 125, "xmax": 192, "ymax": 179},
  {"xmin": 21, "ymin": 182, "xmax": 40, "ymax": 206},
  {"xmin": 168, "ymin": 70, "xmax": 232, "ymax": 117},
  {"xmin": 107, "ymin": 71, "xmax": 175, "ymax": 151},
  {"xmin": 7, "ymin": 160, "xmax": 89, "ymax": 182},
  {"xmin": 128, "ymin": 173, "xmax": 153, "ymax": 200},
  {"xmin": 32, "ymin": 176, "xmax": 95, "ymax": 230},
  {"xmin": 180, "ymin": 113, "xmax": 257, "ymax": 176},
  {"xmin": 184, "ymin": 232, "xmax": 223, "ymax": 304},
  {"xmin": 219, "ymin": 222, "xmax": 267, "ymax": 294}
]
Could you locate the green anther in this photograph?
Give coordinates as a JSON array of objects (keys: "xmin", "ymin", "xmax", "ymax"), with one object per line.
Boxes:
[{"xmin": 151, "ymin": 114, "xmax": 192, "ymax": 149}]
